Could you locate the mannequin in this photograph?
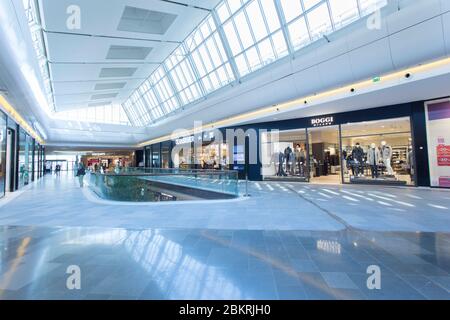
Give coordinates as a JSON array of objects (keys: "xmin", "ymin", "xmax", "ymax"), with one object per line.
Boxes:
[
  {"xmin": 288, "ymin": 147, "xmax": 296, "ymax": 175},
  {"xmin": 380, "ymin": 141, "xmax": 394, "ymax": 175},
  {"xmin": 342, "ymin": 149, "xmax": 349, "ymax": 174},
  {"xmin": 407, "ymin": 146, "xmax": 415, "ymax": 178},
  {"xmin": 367, "ymin": 143, "xmax": 381, "ymax": 178},
  {"xmin": 295, "ymin": 144, "xmax": 306, "ymax": 176},
  {"xmin": 351, "ymin": 143, "xmax": 364, "ymax": 177},
  {"xmin": 277, "ymin": 151, "xmax": 286, "ymax": 176},
  {"xmin": 284, "ymin": 146, "xmax": 293, "ymax": 175}
]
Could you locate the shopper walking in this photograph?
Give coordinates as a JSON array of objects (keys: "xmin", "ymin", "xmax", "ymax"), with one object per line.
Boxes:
[{"xmin": 77, "ymin": 163, "xmax": 86, "ymax": 187}]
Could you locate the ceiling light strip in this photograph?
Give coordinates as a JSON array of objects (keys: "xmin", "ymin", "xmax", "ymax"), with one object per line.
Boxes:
[
  {"xmin": 0, "ymin": 94, "xmax": 45, "ymax": 145},
  {"xmin": 137, "ymin": 56, "xmax": 450, "ymax": 148}
]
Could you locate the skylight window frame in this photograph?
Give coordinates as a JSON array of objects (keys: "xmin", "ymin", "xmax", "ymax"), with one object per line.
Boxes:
[{"xmin": 217, "ymin": 0, "xmax": 289, "ymax": 76}]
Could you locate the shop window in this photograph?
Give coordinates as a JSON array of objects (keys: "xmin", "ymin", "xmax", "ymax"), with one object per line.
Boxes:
[
  {"xmin": 0, "ymin": 112, "xmax": 6, "ymax": 198},
  {"xmin": 194, "ymin": 141, "xmax": 229, "ymax": 170},
  {"xmin": 425, "ymin": 99, "xmax": 450, "ymax": 188},
  {"xmin": 341, "ymin": 117, "xmax": 415, "ymax": 186},
  {"xmin": 161, "ymin": 143, "xmax": 171, "ymax": 169},
  {"xmin": 18, "ymin": 129, "xmax": 31, "ymax": 188},
  {"xmin": 152, "ymin": 144, "xmax": 161, "ymax": 168},
  {"xmin": 261, "ymin": 129, "xmax": 309, "ymax": 181}
]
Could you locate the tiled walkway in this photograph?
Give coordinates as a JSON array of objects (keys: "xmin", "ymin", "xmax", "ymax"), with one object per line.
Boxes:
[
  {"xmin": 0, "ymin": 173, "xmax": 449, "ymax": 299},
  {"xmin": 1, "ymin": 173, "xmax": 450, "ymax": 231},
  {"xmin": 0, "ymin": 226, "xmax": 449, "ymax": 300}
]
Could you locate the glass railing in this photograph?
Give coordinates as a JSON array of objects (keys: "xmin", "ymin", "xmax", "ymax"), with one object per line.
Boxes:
[{"xmin": 87, "ymin": 168, "xmax": 239, "ymax": 202}]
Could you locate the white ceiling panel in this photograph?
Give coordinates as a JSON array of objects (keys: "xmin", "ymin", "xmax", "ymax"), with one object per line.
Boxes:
[
  {"xmin": 37, "ymin": 0, "xmax": 221, "ymax": 113},
  {"xmin": 52, "ymin": 79, "xmax": 142, "ymax": 95},
  {"xmin": 49, "ymin": 63, "xmax": 152, "ymax": 82},
  {"xmin": 44, "ymin": 32, "xmax": 178, "ymax": 63},
  {"xmin": 39, "ymin": 0, "xmax": 213, "ymax": 41}
]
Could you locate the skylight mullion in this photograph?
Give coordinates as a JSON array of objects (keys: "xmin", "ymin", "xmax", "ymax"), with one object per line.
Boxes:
[
  {"xmin": 122, "ymin": 102, "xmax": 136, "ymax": 126},
  {"xmin": 273, "ymin": 0, "xmax": 295, "ymax": 57},
  {"xmin": 325, "ymin": 0, "xmax": 336, "ymax": 32},
  {"xmin": 356, "ymin": 0, "xmax": 362, "ymax": 17},
  {"xmin": 150, "ymin": 78, "xmax": 169, "ymax": 116},
  {"xmin": 210, "ymin": 33, "xmax": 233, "ymax": 81},
  {"xmin": 299, "ymin": 0, "xmax": 314, "ymax": 43},
  {"xmin": 177, "ymin": 62, "xmax": 197, "ymax": 103},
  {"xmin": 211, "ymin": 10, "xmax": 241, "ymax": 82},
  {"xmin": 242, "ymin": 1, "xmax": 264, "ymax": 68},
  {"xmin": 162, "ymin": 63, "xmax": 183, "ymax": 110}
]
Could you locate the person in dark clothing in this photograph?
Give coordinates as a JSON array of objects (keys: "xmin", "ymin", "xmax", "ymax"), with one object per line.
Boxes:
[{"xmin": 77, "ymin": 163, "xmax": 86, "ymax": 187}]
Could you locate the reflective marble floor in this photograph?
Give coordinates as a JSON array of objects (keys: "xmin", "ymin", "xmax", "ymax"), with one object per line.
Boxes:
[
  {"xmin": 1, "ymin": 173, "xmax": 450, "ymax": 232},
  {"xmin": 0, "ymin": 226, "xmax": 449, "ymax": 300},
  {"xmin": 0, "ymin": 174, "xmax": 450, "ymax": 299}
]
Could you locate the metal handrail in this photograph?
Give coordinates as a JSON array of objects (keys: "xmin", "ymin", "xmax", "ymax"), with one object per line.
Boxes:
[{"xmin": 90, "ymin": 167, "xmax": 238, "ymax": 177}]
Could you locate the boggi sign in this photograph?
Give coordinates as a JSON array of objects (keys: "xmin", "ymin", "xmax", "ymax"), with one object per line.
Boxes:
[{"xmin": 311, "ymin": 116, "xmax": 334, "ymax": 127}]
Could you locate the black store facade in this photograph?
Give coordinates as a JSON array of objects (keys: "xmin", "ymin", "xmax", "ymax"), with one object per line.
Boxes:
[{"xmin": 142, "ymin": 100, "xmax": 436, "ymax": 188}]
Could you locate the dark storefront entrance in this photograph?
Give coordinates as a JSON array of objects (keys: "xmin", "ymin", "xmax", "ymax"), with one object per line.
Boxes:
[{"xmin": 141, "ymin": 101, "xmax": 434, "ymax": 187}]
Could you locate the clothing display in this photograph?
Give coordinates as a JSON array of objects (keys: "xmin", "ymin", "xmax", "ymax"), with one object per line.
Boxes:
[
  {"xmin": 367, "ymin": 146, "xmax": 381, "ymax": 178},
  {"xmin": 269, "ymin": 145, "xmax": 308, "ymax": 178},
  {"xmin": 381, "ymin": 143, "xmax": 394, "ymax": 175},
  {"xmin": 277, "ymin": 152, "xmax": 286, "ymax": 177},
  {"xmin": 407, "ymin": 148, "xmax": 415, "ymax": 177},
  {"xmin": 295, "ymin": 147, "xmax": 306, "ymax": 176},
  {"xmin": 367, "ymin": 147, "xmax": 381, "ymax": 166},
  {"xmin": 284, "ymin": 147, "xmax": 293, "ymax": 175},
  {"xmin": 351, "ymin": 145, "xmax": 364, "ymax": 176}
]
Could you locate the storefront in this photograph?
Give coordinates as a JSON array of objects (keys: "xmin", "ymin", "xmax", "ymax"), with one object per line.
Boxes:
[
  {"xmin": 261, "ymin": 116, "xmax": 415, "ymax": 186},
  {"xmin": 146, "ymin": 134, "xmax": 230, "ymax": 171},
  {"xmin": 0, "ymin": 110, "xmax": 6, "ymax": 198},
  {"xmin": 425, "ymin": 98, "xmax": 450, "ymax": 188},
  {"xmin": 81, "ymin": 152, "xmax": 135, "ymax": 171},
  {"xmin": 142, "ymin": 100, "xmax": 439, "ymax": 187},
  {"xmin": 176, "ymin": 133, "xmax": 229, "ymax": 170},
  {"xmin": 18, "ymin": 128, "xmax": 34, "ymax": 188}
]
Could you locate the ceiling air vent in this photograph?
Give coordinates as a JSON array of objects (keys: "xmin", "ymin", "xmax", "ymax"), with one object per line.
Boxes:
[
  {"xmin": 99, "ymin": 67, "xmax": 137, "ymax": 78},
  {"xmin": 88, "ymin": 101, "xmax": 113, "ymax": 107},
  {"xmin": 94, "ymin": 82, "xmax": 127, "ymax": 90},
  {"xmin": 106, "ymin": 45, "xmax": 152, "ymax": 60},
  {"xmin": 91, "ymin": 93, "xmax": 119, "ymax": 100},
  {"xmin": 117, "ymin": 6, "xmax": 177, "ymax": 35}
]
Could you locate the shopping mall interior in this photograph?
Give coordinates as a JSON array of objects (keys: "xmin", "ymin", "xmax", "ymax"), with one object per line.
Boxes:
[{"xmin": 0, "ymin": 0, "xmax": 449, "ymax": 302}]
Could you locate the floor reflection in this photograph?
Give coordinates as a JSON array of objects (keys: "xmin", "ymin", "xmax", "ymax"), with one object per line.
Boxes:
[{"xmin": 0, "ymin": 226, "xmax": 449, "ymax": 300}]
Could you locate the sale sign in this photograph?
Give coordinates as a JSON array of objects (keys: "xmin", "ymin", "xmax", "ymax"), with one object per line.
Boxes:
[
  {"xmin": 439, "ymin": 177, "xmax": 450, "ymax": 188},
  {"xmin": 437, "ymin": 144, "xmax": 450, "ymax": 166}
]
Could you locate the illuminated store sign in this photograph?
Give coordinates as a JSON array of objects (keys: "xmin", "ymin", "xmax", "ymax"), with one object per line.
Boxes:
[
  {"xmin": 311, "ymin": 116, "xmax": 334, "ymax": 127},
  {"xmin": 175, "ymin": 136, "xmax": 195, "ymax": 145}
]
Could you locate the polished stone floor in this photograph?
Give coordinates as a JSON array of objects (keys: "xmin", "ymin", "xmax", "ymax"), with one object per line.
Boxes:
[
  {"xmin": 0, "ymin": 173, "xmax": 449, "ymax": 299},
  {"xmin": 1, "ymin": 173, "xmax": 450, "ymax": 232},
  {"xmin": 0, "ymin": 226, "xmax": 449, "ymax": 300}
]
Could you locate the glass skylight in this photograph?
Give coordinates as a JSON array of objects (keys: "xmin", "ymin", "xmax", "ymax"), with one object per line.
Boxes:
[
  {"xmin": 25, "ymin": 0, "xmax": 388, "ymax": 127},
  {"xmin": 122, "ymin": 0, "xmax": 387, "ymax": 127},
  {"xmin": 53, "ymin": 104, "xmax": 130, "ymax": 126}
]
